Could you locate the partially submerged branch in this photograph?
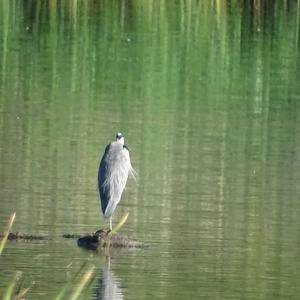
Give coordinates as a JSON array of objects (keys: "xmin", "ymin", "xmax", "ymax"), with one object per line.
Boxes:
[
  {"xmin": 77, "ymin": 230, "xmax": 145, "ymax": 250},
  {"xmin": 1, "ymin": 213, "xmax": 145, "ymax": 250},
  {"xmin": 77, "ymin": 213, "xmax": 145, "ymax": 250}
]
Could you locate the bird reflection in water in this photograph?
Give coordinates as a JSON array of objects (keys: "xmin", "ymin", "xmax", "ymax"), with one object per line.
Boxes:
[{"xmin": 95, "ymin": 256, "xmax": 123, "ymax": 300}]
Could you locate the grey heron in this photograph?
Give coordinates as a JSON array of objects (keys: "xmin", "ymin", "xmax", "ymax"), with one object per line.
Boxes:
[{"xmin": 98, "ymin": 132, "xmax": 135, "ymax": 231}]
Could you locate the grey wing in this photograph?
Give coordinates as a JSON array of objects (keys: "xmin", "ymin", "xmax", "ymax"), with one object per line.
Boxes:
[{"xmin": 98, "ymin": 145, "xmax": 111, "ymax": 215}]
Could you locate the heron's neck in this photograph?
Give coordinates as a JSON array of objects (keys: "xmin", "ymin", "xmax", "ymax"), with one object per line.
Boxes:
[{"xmin": 117, "ymin": 137, "xmax": 125, "ymax": 145}]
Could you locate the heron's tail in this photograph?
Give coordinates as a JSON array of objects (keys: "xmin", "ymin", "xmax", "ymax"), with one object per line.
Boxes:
[{"xmin": 104, "ymin": 198, "xmax": 118, "ymax": 218}]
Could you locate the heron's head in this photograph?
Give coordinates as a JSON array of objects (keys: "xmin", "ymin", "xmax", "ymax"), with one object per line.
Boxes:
[{"xmin": 116, "ymin": 132, "xmax": 124, "ymax": 145}]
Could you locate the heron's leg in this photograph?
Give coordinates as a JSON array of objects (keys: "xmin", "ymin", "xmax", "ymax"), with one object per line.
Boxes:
[{"xmin": 109, "ymin": 216, "xmax": 112, "ymax": 231}]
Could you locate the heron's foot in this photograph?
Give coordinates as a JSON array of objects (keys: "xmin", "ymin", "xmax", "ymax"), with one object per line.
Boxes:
[
  {"xmin": 94, "ymin": 229, "xmax": 111, "ymax": 236},
  {"xmin": 95, "ymin": 229, "xmax": 105, "ymax": 235},
  {"xmin": 94, "ymin": 229, "xmax": 107, "ymax": 240}
]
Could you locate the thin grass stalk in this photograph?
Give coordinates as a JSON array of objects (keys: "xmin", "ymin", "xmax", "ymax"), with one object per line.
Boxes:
[
  {"xmin": 16, "ymin": 287, "xmax": 30, "ymax": 300},
  {"xmin": 69, "ymin": 266, "xmax": 95, "ymax": 300},
  {"xmin": 54, "ymin": 262, "xmax": 88, "ymax": 300},
  {"xmin": 3, "ymin": 280, "xmax": 16, "ymax": 300},
  {"xmin": 108, "ymin": 212, "xmax": 129, "ymax": 237},
  {"xmin": 54, "ymin": 283, "xmax": 70, "ymax": 300},
  {"xmin": 3, "ymin": 272, "xmax": 22, "ymax": 300},
  {"xmin": 0, "ymin": 212, "xmax": 16, "ymax": 255}
]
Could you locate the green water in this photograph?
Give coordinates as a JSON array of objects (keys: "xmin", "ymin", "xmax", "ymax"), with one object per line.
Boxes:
[{"xmin": 1, "ymin": 1, "xmax": 300, "ymax": 299}]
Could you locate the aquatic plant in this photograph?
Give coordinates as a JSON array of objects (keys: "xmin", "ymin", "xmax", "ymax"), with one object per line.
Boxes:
[
  {"xmin": 1, "ymin": 214, "xmax": 95, "ymax": 299},
  {"xmin": 108, "ymin": 212, "xmax": 129, "ymax": 237},
  {"xmin": 0, "ymin": 213, "xmax": 31, "ymax": 299},
  {"xmin": 0, "ymin": 212, "xmax": 16, "ymax": 255},
  {"xmin": 55, "ymin": 262, "xmax": 95, "ymax": 300}
]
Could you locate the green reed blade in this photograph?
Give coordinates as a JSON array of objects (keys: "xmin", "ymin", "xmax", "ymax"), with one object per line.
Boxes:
[
  {"xmin": 16, "ymin": 287, "xmax": 30, "ymax": 300},
  {"xmin": 69, "ymin": 265, "xmax": 95, "ymax": 300},
  {"xmin": 54, "ymin": 262, "xmax": 89, "ymax": 300},
  {"xmin": 3, "ymin": 272, "xmax": 22, "ymax": 300},
  {"xmin": 108, "ymin": 212, "xmax": 129, "ymax": 237},
  {"xmin": 3, "ymin": 280, "xmax": 16, "ymax": 300},
  {"xmin": 0, "ymin": 212, "xmax": 16, "ymax": 255}
]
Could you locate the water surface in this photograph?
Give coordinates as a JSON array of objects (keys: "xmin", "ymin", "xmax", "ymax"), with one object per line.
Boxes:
[{"xmin": 1, "ymin": 1, "xmax": 300, "ymax": 299}]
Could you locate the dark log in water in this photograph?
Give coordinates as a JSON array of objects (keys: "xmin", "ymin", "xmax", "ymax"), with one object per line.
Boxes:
[
  {"xmin": 76, "ymin": 230, "xmax": 146, "ymax": 250},
  {"xmin": 1, "ymin": 230, "xmax": 145, "ymax": 250},
  {"xmin": 0, "ymin": 232, "xmax": 47, "ymax": 241}
]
